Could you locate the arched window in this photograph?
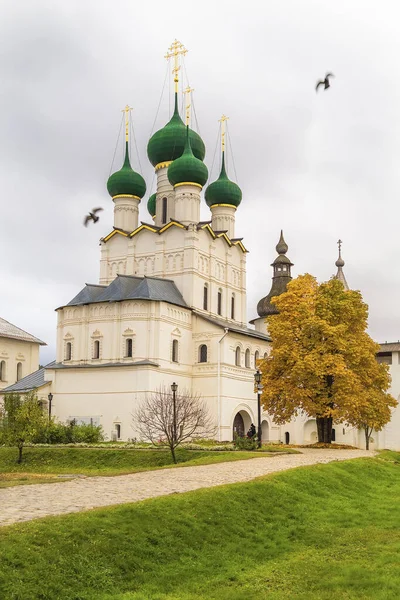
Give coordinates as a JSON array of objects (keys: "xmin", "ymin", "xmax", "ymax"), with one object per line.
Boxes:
[
  {"xmin": 115, "ymin": 424, "xmax": 121, "ymax": 439},
  {"xmin": 172, "ymin": 339, "xmax": 179, "ymax": 363},
  {"xmin": 93, "ymin": 340, "xmax": 100, "ymax": 359},
  {"xmin": 162, "ymin": 197, "xmax": 168, "ymax": 224},
  {"xmin": 231, "ymin": 294, "xmax": 235, "ymax": 320},
  {"xmin": 331, "ymin": 428, "xmax": 336, "ymax": 442},
  {"xmin": 235, "ymin": 346, "xmax": 241, "ymax": 367},
  {"xmin": 126, "ymin": 338, "xmax": 133, "ymax": 358},
  {"xmin": 254, "ymin": 350, "xmax": 259, "ymax": 368},
  {"xmin": 264, "ymin": 352, "xmax": 268, "ymax": 359},
  {"xmin": 203, "ymin": 284, "xmax": 208, "ymax": 310},
  {"xmin": 65, "ymin": 342, "xmax": 72, "ymax": 361},
  {"xmin": 199, "ymin": 344, "xmax": 208, "ymax": 363},
  {"xmin": 285, "ymin": 431, "xmax": 290, "ymax": 444},
  {"xmin": 0, "ymin": 360, "xmax": 6, "ymax": 381},
  {"xmin": 245, "ymin": 349, "xmax": 251, "ymax": 368},
  {"xmin": 16, "ymin": 362, "xmax": 22, "ymax": 381},
  {"xmin": 217, "ymin": 289, "xmax": 222, "ymax": 316}
]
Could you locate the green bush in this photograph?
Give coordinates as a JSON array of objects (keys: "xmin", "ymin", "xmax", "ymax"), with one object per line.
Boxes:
[
  {"xmin": 32, "ymin": 421, "xmax": 105, "ymax": 444},
  {"xmin": 234, "ymin": 435, "xmax": 258, "ymax": 451}
]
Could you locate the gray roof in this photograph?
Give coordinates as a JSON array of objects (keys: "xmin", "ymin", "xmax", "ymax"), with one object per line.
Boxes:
[
  {"xmin": 378, "ymin": 342, "xmax": 400, "ymax": 353},
  {"xmin": 62, "ymin": 275, "xmax": 188, "ymax": 310},
  {"xmin": 1, "ymin": 361, "xmax": 55, "ymax": 393},
  {"xmin": 0, "ymin": 317, "xmax": 46, "ymax": 345},
  {"xmin": 47, "ymin": 360, "xmax": 159, "ymax": 369},
  {"xmin": 194, "ymin": 311, "xmax": 271, "ymax": 342}
]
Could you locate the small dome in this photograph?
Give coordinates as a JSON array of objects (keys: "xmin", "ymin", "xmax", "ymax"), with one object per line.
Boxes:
[
  {"xmin": 147, "ymin": 193, "xmax": 156, "ymax": 217},
  {"xmin": 276, "ymin": 230, "xmax": 288, "ymax": 254},
  {"xmin": 147, "ymin": 95, "xmax": 205, "ymax": 168},
  {"xmin": 335, "ymin": 257, "xmax": 345, "ymax": 267},
  {"xmin": 107, "ymin": 143, "xmax": 146, "ymax": 199},
  {"xmin": 205, "ymin": 153, "xmax": 242, "ymax": 208},
  {"xmin": 167, "ymin": 127, "xmax": 208, "ymax": 188}
]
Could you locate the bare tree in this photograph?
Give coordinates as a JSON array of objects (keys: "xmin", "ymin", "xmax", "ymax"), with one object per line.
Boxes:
[{"xmin": 133, "ymin": 386, "xmax": 215, "ymax": 463}]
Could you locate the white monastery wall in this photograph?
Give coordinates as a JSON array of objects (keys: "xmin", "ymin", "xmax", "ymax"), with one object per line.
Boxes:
[{"xmin": 0, "ymin": 337, "xmax": 40, "ymax": 390}]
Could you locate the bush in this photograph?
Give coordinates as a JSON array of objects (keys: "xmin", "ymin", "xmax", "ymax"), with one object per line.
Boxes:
[
  {"xmin": 32, "ymin": 421, "xmax": 105, "ymax": 444},
  {"xmin": 234, "ymin": 435, "xmax": 258, "ymax": 451}
]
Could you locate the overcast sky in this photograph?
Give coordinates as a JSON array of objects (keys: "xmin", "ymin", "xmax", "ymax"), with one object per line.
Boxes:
[{"xmin": 1, "ymin": 0, "xmax": 399, "ymax": 364}]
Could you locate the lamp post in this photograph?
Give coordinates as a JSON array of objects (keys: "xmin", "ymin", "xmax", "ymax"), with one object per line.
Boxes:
[
  {"xmin": 47, "ymin": 393, "xmax": 53, "ymax": 422},
  {"xmin": 171, "ymin": 382, "xmax": 178, "ymax": 444},
  {"xmin": 254, "ymin": 370, "xmax": 263, "ymax": 448}
]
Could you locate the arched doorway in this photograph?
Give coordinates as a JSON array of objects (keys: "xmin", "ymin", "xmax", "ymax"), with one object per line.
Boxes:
[
  {"xmin": 261, "ymin": 420, "xmax": 269, "ymax": 442},
  {"xmin": 285, "ymin": 431, "xmax": 290, "ymax": 444},
  {"xmin": 304, "ymin": 419, "xmax": 318, "ymax": 445},
  {"xmin": 233, "ymin": 413, "xmax": 245, "ymax": 438}
]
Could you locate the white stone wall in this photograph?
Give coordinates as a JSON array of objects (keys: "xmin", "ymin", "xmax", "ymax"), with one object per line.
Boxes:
[{"xmin": 0, "ymin": 337, "xmax": 40, "ymax": 390}]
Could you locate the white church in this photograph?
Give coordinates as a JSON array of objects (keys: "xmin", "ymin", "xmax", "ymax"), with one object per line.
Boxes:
[{"xmin": 3, "ymin": 42, "xmax": 400, "ymax": 449}]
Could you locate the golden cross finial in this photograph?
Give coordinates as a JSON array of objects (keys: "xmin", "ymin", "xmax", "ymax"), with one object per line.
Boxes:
[
  {"xmin": 183, "ymin": 86, "xmax": 194, "ymax": 125},
  {"xmin": 337, "ymin": 239, "xmax": 342, "ymax": 256},
  {"xmin": 122, "ymin": 105, "xmax": 132, "ymax": 142},
  {"xmin": 165, "ymin": 39, "xmax": 188, "ymax": 94},
  {"xmin": 219, "ymin": 114, "xmax": 229, "ymax": 152}
]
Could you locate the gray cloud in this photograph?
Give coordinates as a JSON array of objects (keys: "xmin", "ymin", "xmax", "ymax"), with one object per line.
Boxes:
[{"xmin": 1, "ymin": 0, "xmax": 399, "ymax": 365}]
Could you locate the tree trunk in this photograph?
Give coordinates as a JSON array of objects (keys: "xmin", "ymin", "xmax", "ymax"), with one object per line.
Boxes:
[
  {"xmin": 17, "ymin": 444, "xmax": 23, "ymax": 464},
  {"xmin": 316, "ymin": 417, "xmax": 333, "ymax": 444},
  {"xmin": 365, "ymin": 427, "xmax": 370, "ymax": 450},
  {"xmin": 170, "ymin": 445, "xmax": 177, "ymax": 464}
]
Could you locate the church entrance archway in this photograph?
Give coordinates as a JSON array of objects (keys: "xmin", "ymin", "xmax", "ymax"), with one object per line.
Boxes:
[
  {"xmin": 261, "ymin": 420, "xmax": 269, "ymax": 442},
  {"xmin": 304, "ymin": 419, "xmax": 318, "ymax": 445},
  {"xmin": 232, "ymin": 410, "xmax": 252, "ymax": 440}
]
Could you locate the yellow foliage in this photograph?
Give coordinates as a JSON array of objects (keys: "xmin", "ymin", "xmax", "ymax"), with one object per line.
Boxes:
[{"xmin": 260, "ymin": 274, "xmax": 397, "ymax": 428}]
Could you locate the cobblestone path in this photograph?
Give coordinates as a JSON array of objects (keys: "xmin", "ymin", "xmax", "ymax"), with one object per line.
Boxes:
[{"xmin": 0, "ymin": 448, "xmax": 373, "ymax": 527}]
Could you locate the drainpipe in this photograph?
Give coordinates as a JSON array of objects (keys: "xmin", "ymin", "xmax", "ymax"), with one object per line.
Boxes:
[{"xmin": 217, "ymin": 328, "xmax": 229, "ymax": 441}]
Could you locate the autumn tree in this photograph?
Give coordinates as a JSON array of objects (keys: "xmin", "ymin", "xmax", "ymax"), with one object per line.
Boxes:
[
  {"xmin": 134, "ymin": 386, "xmax": 215, "ymax": 463},
  {"xmin": 260, "ymin": 274, "xmax": 397, "ymax": 444},
  {"xmin": 0, "ymin": 392, "xmax": 48, "ymax": 463}
]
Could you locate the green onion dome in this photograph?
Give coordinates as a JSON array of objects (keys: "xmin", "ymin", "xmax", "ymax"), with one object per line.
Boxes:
[
  {"xmin": 147, "ymin": 95, "xmax": 205, "ymax": 168},
  {"xmin": 107, "ymin": 142, "xmax": 146, "ymax": 199},
  {"xmin": 147, "ymin": 193, "xmax": 156, "ymax": 217},
  {"xmin": 167, "ymin": 127, "xmax": 208, "ymax": 188},
  {"xmin": 205, "ymin": 153, "xmax": 242, "ymax": 208}
]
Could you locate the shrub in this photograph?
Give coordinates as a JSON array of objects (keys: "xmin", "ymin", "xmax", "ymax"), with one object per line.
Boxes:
[
  {"xmin": 234, "ymin": 435, "xmax": 258, "ymax": 451},
  {"xmin": 32, "ymin": 421, "xmax": 105, "ymax": 444}
]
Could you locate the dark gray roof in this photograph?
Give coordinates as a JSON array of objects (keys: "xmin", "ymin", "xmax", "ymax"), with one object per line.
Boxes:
[
  {"xmin": 47, "ymin": 360, "xmax": 159, "ymax": 369},
  {"xmin": 194, "ymin": 311, "xmax": 271, "ymax": 342},
  {"xmin": 378, "ymin": 342, "xmax": 400, "ymax": 353},
  {"xmin": 61, "ymin": 276, "xmax": 188, "ymax": 310},
  {"xmin": 0, "ymin": 317, "xmax": 46, "ymax": 345},
  {"xmin": 1, "ymin": 361, "xmax": 55, "ymax": 393}
]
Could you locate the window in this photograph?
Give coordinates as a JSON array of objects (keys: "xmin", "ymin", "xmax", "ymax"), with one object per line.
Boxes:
[
  {"xmin": 235, "ymin": 346, "xmax": 241, "ymax": 367},
  {"xmin": 264, "ymin": 352, "xmax": 268, "ymax": 359},
  {"xmin": 231, "ymin": 294, "xmax": 235, "ymax": 319},
  {"xmin": 217, "ymin": 290, "xmax": 222, "ymax": 316},
  {"xmin": 16, "ymin": 362, "xmax": 22, "ymax": 381},
  {"xmin": 245, "ymin": 349, "xmax": 251, "ymax": 368},
  {"xmin": 0, "ymin": 360, "xmax": 6, "ymax": 381},
  {"xmin": 126, "ymin": 338, "xmax": 133, "ymax": 358},
  {"xmin": 115, "ymin": 424, "xmax": 121, "ymax": 439},
  {"xmin": 254, "ymin": 350, "xmax": 259, "ymax": 368},
  {"xmin": 285, "ymin": 432, "xmax": 290, "ymax": 444},
  {"xmin": 93, "ymin": 340, "xmax": 100, "ymax": 359},
  {"xmin": 376, "ymin": 352, "xmax": 392, "ymax": 365},
  {"xmin": 65, "ymin": 342, "xmax": 72, "ymax": 361},
  {"xmin": 172, "ymin": 339, "xmax": 179, "ymax": 363},
  {"xmin": 331, "ymin": 428, "xmax": 336, "ymax": 442},
  {"xmin": 162, "ymin": 197, "xmax": 167, "ymax": 224},
  {"xmin": 199, "ymin": 344, "xmax": 208, "ymax": 363},
  {"xmin": 203, "ymin": 284, "xmax": 208, "ymax": 310}
]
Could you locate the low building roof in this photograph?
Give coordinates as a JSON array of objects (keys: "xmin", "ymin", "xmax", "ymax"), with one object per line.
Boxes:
[
  {"xmin": 1, "ymin": 361, "xmax": 55, "ymax": 393},
  {"xmin": 0, "ymin": 317, "xmax": 46, "ymax": 345},
  {"xmin": 194, "ymin": 311, "xmax": 271, "ymax": 342},
  {"xmin": 378, "ymin": 342, "xmax": 400, "ymax": 353}
]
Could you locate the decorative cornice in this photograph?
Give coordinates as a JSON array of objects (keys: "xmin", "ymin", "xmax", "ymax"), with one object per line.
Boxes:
[
  {"xmin": 129, "ymin": 224, "xmax": 158, "ymax": 237},
  {"xmin": 210, "ymin": 203, "xmax": 237, "ymax": 210},
  {"xmin": 174, "ymin": 182, "xmax": 203, "ymax": 189},
  {"xmin": 112, "ymin": 194, "xmax": 141, "ymax": 200},
  {"xmin": 159, "ymin": 221, "xmax": 186, "ymax": 233},
  {"xmin": 155, "ymin": 161, "xmax": 173, "ymax": 171},
  {"xmin": 103, "ymin": 229, "xmax": 129, "ymax": 242}
]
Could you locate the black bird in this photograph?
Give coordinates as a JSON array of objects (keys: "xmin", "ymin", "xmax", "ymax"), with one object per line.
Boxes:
[
  {"xmin": 84, "ymin": 207, "xmax": 103, "ymax": 226},
  {"xmin": 316, "ymin": 73, "xmax": 334, "ymax": 92}
]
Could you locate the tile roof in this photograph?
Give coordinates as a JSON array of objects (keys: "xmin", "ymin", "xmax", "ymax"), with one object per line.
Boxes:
[
  {"xmin": 1, "ymin": 361, "xmax": 55, "ymax": 393},
  {"xmin": 378, "ymin": 342, "xmax": 400, "ymax": 353},
  {"xmin": 0, "ymin": 317, "xmax": 46, "ymax": 345},
  {"xmin": 62, "ymin": 276, "xmax": 188, "ymax": 309}
]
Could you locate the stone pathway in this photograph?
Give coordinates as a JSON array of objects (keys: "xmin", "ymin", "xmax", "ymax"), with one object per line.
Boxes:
[{"xmin": 0, "ymin": 449, "xmax": 373, "ymax": 527}]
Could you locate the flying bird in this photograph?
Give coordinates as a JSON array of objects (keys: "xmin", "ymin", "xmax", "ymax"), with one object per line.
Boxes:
[
  {"xmin": 316, "ymin": 73, "xmax": 334, "ymax": 92},
  {"xmin": 84, "ymin": 207, "xmax": 103, "ymax": 226}
]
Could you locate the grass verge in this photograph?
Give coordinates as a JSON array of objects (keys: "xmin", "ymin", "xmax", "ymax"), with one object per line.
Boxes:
[{"xmin": 0, "ymin": 453, "xmax": 398, "ymax": 599}]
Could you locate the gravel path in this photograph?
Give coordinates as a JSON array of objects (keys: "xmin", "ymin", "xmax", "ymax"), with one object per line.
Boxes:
[{"xmin": 0, "ymin": 448, "xmax": 373, "ymax": 527}]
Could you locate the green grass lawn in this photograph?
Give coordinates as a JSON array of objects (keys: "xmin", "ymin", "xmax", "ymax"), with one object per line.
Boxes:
[
  {"xmin": 0, "ymin": 446, "xmax": 297, "ymax": 482},
  {"xmin": 0, "ymin": 453, "xmax": 399, "ymax": 599}
]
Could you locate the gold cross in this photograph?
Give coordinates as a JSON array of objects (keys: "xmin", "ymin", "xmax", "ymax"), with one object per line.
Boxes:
[
  {"xmin": 165, "ymin": 39, "xmax": 188, "ymax": 93},
  {"xmin": 337, "ymin": 239, "xmax": 342, "ymax": 255},
  {"xmin": 184, "ymin": 86, "xmax": 194, "ymax": 125},
  {"xmin": 121, "ymin": 105, "xmax": 132, "ymax": 142},
  {"xmin": 219, "ymin": 114, "xmax": 229, "ymax": 152}
]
